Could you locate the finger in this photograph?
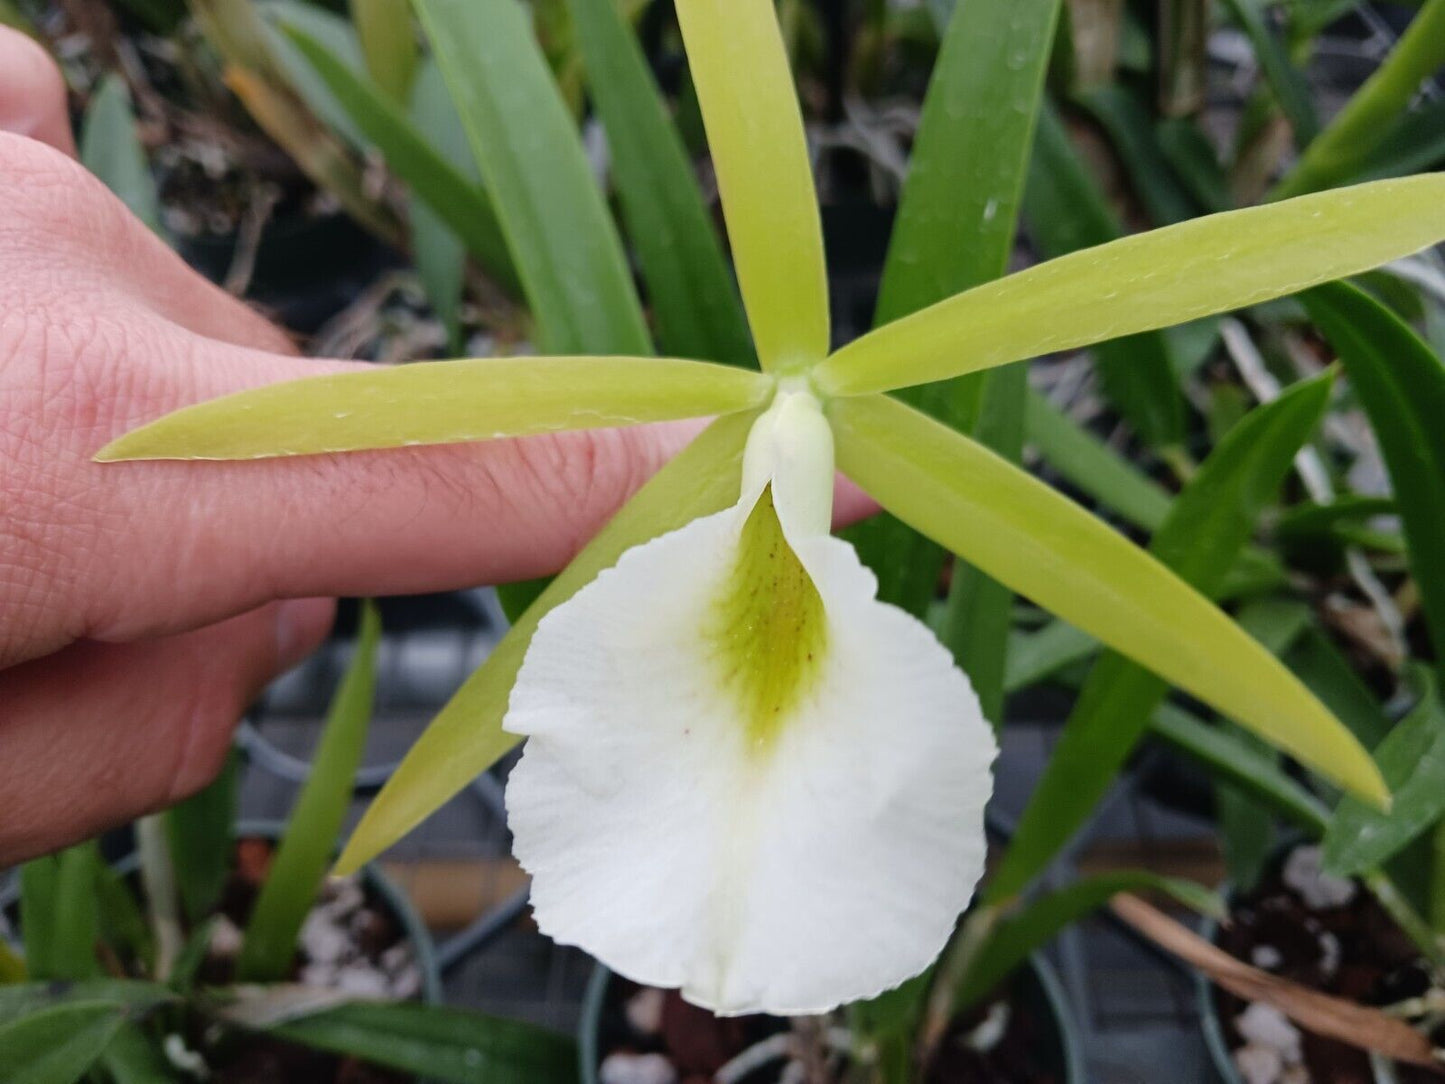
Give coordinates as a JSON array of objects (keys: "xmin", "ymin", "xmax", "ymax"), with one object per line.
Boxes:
[
  {"xmin": 0, "ymin": 130, "xmax": 298, "ymax": 353},
  {"xmin": 0, "ymin": 598, "xmax": 334, "ymax": 865},
  {"xmin": 0, "ymin": 27, "xmax": 75, "ymax": 157}
]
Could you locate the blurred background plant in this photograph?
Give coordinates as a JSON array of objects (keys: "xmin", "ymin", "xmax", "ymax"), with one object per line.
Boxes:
[{"xmin": 0, "ymin": 0, "xmax": 1443, "ymax": 1081}]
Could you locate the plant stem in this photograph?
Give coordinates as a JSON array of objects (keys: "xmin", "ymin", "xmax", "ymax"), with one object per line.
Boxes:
[
  {"xmin": 918, "ymin": 906, "xmax": 1000, "ymax": 1062},
  {"xmin": 1363, "ymin": 868, "xmax": 1445, "ymax": 976},
  {"xmin": 135, "ymin": 815, "xmax": 185, "ymax": 979},
  {"xmin": 1066, "ymin": 0, "xmax": 1124, "ymax": 88},
  {"xmin": 1159, "ymin": 0, "xmax": 1209, "ymax": 117},
  {"xmin": 1271, "ymin": 0, "xmax": 1445, "ymax": 199}
]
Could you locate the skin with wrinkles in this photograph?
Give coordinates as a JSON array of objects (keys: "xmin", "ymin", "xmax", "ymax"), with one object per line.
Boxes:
[{"xmin": 0, "ymin": 27, "xmax": 871, "ymax": 863}]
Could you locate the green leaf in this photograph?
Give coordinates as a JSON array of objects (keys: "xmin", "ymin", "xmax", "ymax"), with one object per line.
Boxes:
[
  {"xmin": 93, "ymin": 864, "xmax": 154, "ymax": 977},
  {"xmin": 854, "ymin": 0, "xmax": 1059, "ymax": 725},
  {"xmin": 279, "ymin": 22, "xmax": 516, "ymax": 287},
  {"xmin": 18, "ymin": 859, "xmax": 57, "ymax": 981},
  {"xmin": 238, "ymin": 603, "xmax": 382, "ymax": 981},
  {"xmin": 955, "ymin": 873, "xmax": 1223, "ymax": 1009},
  {"xmin": 1324, "ymin": 672, "xmax": 1445, "ymax": 877},
  {"xmin": 259, "ymin": 0, "xmax": 367, "ymax": 140},
  {"xmin": 829, "ymin": 392, "xmax": 1386, "ymax": 812},
  {"xmin": 565, "ymin": 0, "xmax": 753, "ymax": 365},
  {"xmin": 53, "ymin": 844, "xmax": 101, "ymax": 981},
  {"xmin": 1023, "ymin": 387, "xmax": 1171, "ymax": 532},
  {"xmin": 1284, "ymin": 624, "xmax": 1392, "ymax": 750},
  {"xmin": 1076, "ymin": 85, "xmax": 1197, "ymax": 225},
  {"xmin": 1219, "ymin": 0, "xmax": 1319, "ymax": 150},
  {"xmin": 0, "ymin": 1002, "xmax": 129, "ymax": 1084},
  {"xmin": 267, "ymin": 1001, "xmax": 577, "ymax": 1083},
  {"xmin": 0, "ymin": 941, "xmax": 25, "ymax": 985},
  {"xmin": 1354, "ymin": 99, "xmax": 1445, "ymax": 185},
  {"xmin": 336, "ymin": 409, "xmax": 760, "ymax": 873},
  {"xmin": 165, "ymin": 752, "xmax": 237, "ymax": 925},
  {"xmin": 673, "ymin": 0, "xmax": 827, "ymax": 371},
  {"xmin": 0, "ymin": 982, "xmax": 176, "ymax": 1024},
  {"xmin": 1273, "ymin": 0, "xmax": 1445, "ymax": 198},
  {"xmin": 96, "ymin": 355, "xmax": 770, "ymax": 461},
  {"xmin": 350, "ymin": 0, "xmax": 417, "ymax": 102},
  {"xmin": 408, "ymin": 60, "xmax": 471, "ymax": 351},
  {"xmin": 988, "ymin": 374, "xmax": 1335, "ymax": 901},
  {"xmin": 99, "ymin": 1023, "xmax": 173, "ymax": 1084},
  {"xmin": 814, "ymin": 174, "xmax": 1445, "ymax": 398},
  {"xmin": 1156, "ymin": 117, "xmax": 1233, "ymax": 213},
  {"xmin": 80, "ymin": 75, "xmax": 162, "ymax": 236},
  {"xmin": 1150, "ymin": 703, "xmax": 1330, "ymax": 834},
  {"xmin": 1302, "ymin": 282, "xmax": 1445, "ymax": 688},
  {"xmin": 1005, "ymin": 100, "xmax": 1183, "ymax": 446},
  {"xmin": 1004, "ymin": 620, "xmax": 1096, "ymax": 692},
  {"xmin": 413, "ymin": 0, "xmax": 651, "ymax": 355}
]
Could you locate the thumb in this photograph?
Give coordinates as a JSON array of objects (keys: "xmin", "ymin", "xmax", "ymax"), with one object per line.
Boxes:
[{"xmin": 0, "ymin": 26, "xmax": 75, "ymax": 157}]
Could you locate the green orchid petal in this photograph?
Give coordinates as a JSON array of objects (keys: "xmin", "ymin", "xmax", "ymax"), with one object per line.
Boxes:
[
  {"xmin": 96, "ymin": 356, "xmax": 772, "ymax": 461},
  {"xmin": 674, "ymin": 0, "xmax": 829, "ymax": 372},
  {"xmin": 828, "ymin": 393, "xmax": 1388, "ymax": 808},
  {"xmin": 814, "ymin": 174, "xmax": 1445, "ymax": 397},
  {"xmin": 334, "ymin": 409, "xmax": 761, "ymax": 875}
]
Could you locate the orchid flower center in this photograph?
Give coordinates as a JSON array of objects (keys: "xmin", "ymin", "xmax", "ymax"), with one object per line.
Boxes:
[{"xmin": 707, "ymin": 485, "xmax": 828, "ymax": 753}]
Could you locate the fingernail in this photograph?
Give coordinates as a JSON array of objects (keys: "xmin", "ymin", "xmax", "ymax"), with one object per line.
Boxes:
[{"xmin": 275, "ymin": 598, "xmax": 335, "ymax": 671}]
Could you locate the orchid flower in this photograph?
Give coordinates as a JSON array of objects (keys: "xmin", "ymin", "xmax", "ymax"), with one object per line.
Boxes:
[{"xmin": 101, "ymin": 0, "xmax": 1445, "ymax": 1017}]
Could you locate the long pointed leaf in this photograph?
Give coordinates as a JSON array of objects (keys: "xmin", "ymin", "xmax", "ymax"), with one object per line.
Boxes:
[
  {"xmin": 829, "ymin": 393, "xmax": 1387, "ymax": 807},
  {"xmin": 1302, "ymin": 281, "xmax": 1445, "ymax": 685},
  {"xmin": 855, "ymin": 0, "xmax": 1058, "ymax": 726},
  {"xmin": 1273, "ymin": 0, "xmax": 1445, "ymax": 199},
  {"xmin": 988, "ymin": 374, "xmax": 1335, "ymax": 901},
  {"xmin": 280, "ymin": 23, "xmax": 515, "ymax": 285},
  {"xmin": 566, "ymin": 0, "xmax": 753, "ymax": 365},
  {"xmin": 1020, "ymin": 100, "xmax": 1183, "ymax": 448},
  {"xmin": 97, "ymin": 356, "xmax": 770, "ymax": 461},
  {"xmin": 267, "ymin": 1002, "xmax": 577, "ymax": 1083},
  {"xmin": 674, "ymin": 0, "xmax": 828, "ymax": 371},
  {"xmin": 238, "ymin": 603, "xmax": 382, "ymax": 981},
  {"xmin": 815, "ymin": 174, "xmax": 1445, "ymax": 397},
  {"xmin": 1324, "ymin": 672, "xmax": 1445, "ymax": 877},
  {"xmin": 336, "ymin": 409, "xmax": 759, "ymax": 873},
  {"xmin": 413, "ymin": 0, "xmax": 650, "ymax": 355},
  {"xmin": 80, "ymin": 75, "xmax": 162, "ymax": 235},
  {"xmin": 0, "ymin": 1003, "xmax": 129, "ymax": 1084}
]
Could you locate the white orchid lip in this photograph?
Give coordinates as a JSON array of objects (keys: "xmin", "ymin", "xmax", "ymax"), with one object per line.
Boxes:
[{"xmin": 503, "ymin": 387, "xmax": 998, "ymax": 1016}]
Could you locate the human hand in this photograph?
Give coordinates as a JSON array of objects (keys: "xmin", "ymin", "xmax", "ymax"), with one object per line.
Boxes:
[{"xmin": 0, "ymin": 28, "xmax": 870, "ymax": 864}]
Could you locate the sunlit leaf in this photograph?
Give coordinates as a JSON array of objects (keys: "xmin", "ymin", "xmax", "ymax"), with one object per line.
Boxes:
[
  {"xmin": 238, "ymin": 602, "xmax": 382, "ymax": 981},
  {"xmin": 674, "ymin": 0, "xmax": 828, "ymax": 371},
  {"xmin": 566, "ymin": 0, "xmax": 753, "ymax": 365},
  {"xmin": 413, "ymin": 0, "xmax": 650, "ymax": 355},
  {"xmin": 97, "ymin": 356, "xmax": 770, "ymax": 461},
  {"xmin": 815, "ymin": 174, "xmax": 1445, "ymax": 397},
  {"xmin": 336, "ymin": 410, "xmax": 759, "ymax": 873},
  {"xmin": 829, "ymin": 393, "xmax": 1387, "ymax": 811}
]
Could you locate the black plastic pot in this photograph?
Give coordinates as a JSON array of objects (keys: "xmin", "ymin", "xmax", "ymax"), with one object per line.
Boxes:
[{"xmin": 578, "ymin": 953, "xmax": 1086, "ymax": 1084}]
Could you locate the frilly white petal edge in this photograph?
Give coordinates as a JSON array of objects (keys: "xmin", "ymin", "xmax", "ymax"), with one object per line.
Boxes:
[{"xmin": 504, "ymin": 391, "xmax": 997, "ymax": 1016}]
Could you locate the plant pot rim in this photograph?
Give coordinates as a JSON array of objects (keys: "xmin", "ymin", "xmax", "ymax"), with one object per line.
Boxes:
[
  {"xmin": 1196, "ymin": 861, "xmax": 1396, "ymax": 1084},
  {"xmin": 0, "ymin": 818, "xmax": 443, "ymax": 1005},
  {"xmin": 577, "ymin": 952, "xmax": 1086, "ymax": 1084}
]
